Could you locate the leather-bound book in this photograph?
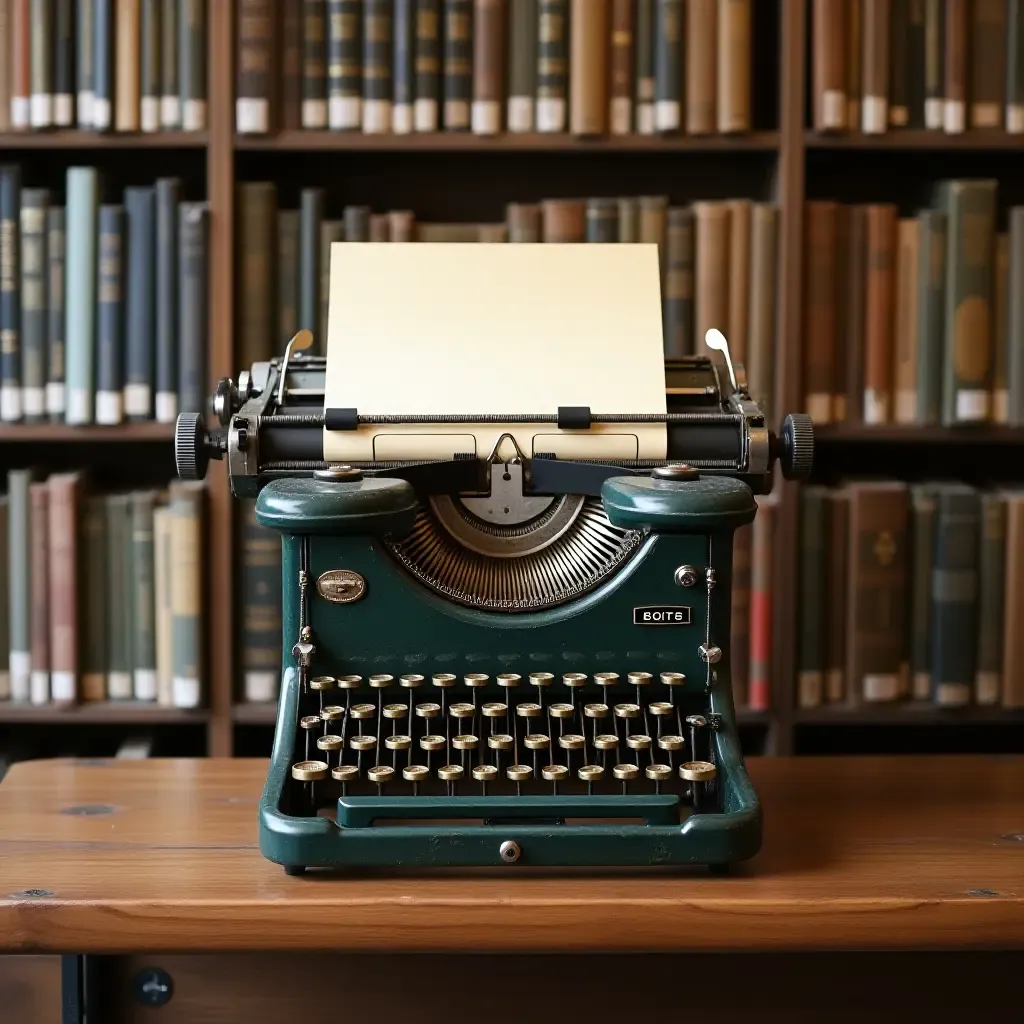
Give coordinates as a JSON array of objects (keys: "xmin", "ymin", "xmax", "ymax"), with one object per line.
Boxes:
[
  {"xmin": 889, "ymin": 0, "xmax": 909, "ymax": 127},
  {"xmin": 846, "ymin": 0, "xmax": 861, "ymax": 130},
  {"xmin": 241, "ymin": 499, "xmax": 282, "ymax": 703},
  {"xmin": 617, "ymin": 196, "xmax": 639, "ymax": 241},
  {"xmin": 694, "ymin": 201, "xmax": 730, "ymax": 349},
  {"xmin": 841, "ymin": 205, "xmax": 868, "ymax": 423},
  {"xmin": 570, "ymin": 0, "xmax": 607, "ymax": 135},
  {"xmin": 125, "ymin": 187, "xmax": 156, "ymax": 419},
  {"xmin": 1010, "ymin": 209, "xmax": 1024, "ymax": 425},
  {"xmin": 802, "ymin": 200, "xmax": 838, "ymax": 424},
  {"xmin": 328, "ymin": 0, "xmax": 363, "ymax": 131},
  {"xmin": 653, "ymin": 0, "xmax": 681, "ymax": 132},
  {"xmin": 389, "ymin": 209, "xmax": 416, "ymax": 241},
  {"xmin": 541, "ymin": 199, "xmax": 585, "ymax": 242},
  {"xmin": 798, "ymin": 485, "xmax": 828, "ymax": 709},
  {"xmin": 302, "ymin": 0, "xmax": 328, "ymax": 128},
  {"xmin": 75, "ymin": 0, "xmax": 95, "ymax": 128},
  {"xmin": 96, "ymin": 204, "xmax": 125, "ymax": 425},
  {"xmin": 7, "ymin": 471, "xmax": 31, "ymax": 701},
  {"xmin": 726, "ymin": 198, "xmax": 750, "ymax": 365},
  {"xmin": 1003, "ymin": 492, "xmax": 1024, "ymax": 708},
  {"xmin": 747, "ymin": 203, "xmax": 777, "ymax": 420},
  {"xmin": 115, "ymin": 0, "xmax": 141, "ymax": 131},
  {"xmin": 45, "ymin": 206, "xmax": 65, "ymax": 420},
  {"xmin": 472, "ymin": 0, "xmax": 505, "ymax": 135},
  {"xmin": 893, "ymin": 217, "xmax": 920, "ymax": 423},
  {"xmin": 970, "ymin": 0, "xmax": 1005, "ymax": 129},
  {"xmin": 415, "ymin": 0, "xmax": 441, "ymax": 131},
  {"xmin": 443, "ymin": 0, "xmax": 472, "ymax": 130},
  {"xmin": 845, "ymin": 481, "xmax": 910, "ymax": 703},
  {"xmin": 130, "ymin": 490, "xmax": 157, "ymax": 701},
  {"xmin": 663, "ymin": 205, "xmax": 694, "ymax": 359},
  {"xmin": 915, "ymin": 208, "xmax": 946, "ymax": 424},
  {"xmin": 80, "ymin": 496, "xmax": 107, "ymax": 703},
  {"xmin": 717, "ymin": 0, "xmax": 750, "ymax": 133},
  {"xmin": 141, "ymin": 0, "xmax": 161, "ymax": 131},
  {"xmin": 298, "ymin": 187, "xmax": 324, "ymax": 342},
  {"xmin": 154, "ymin": 502, "xmax": 173, "ymax": 706},
  {"xmin": 638, "ymin": 194, "xmax": 667, "ymax": 272},
  {"xmin": 394, "ymin": 0, "xmax": 416, "ymax": 133},
  {"xmin": 177, "ymin": 202, "xmax": 208, "ymax": 416},
  {"xmin": 0, "ymin": 1, "xmax": 11, "ymax": 130},
  {"xmin": 319, "ymin": 219, "xmax": 343, "ymax": 347},
  {"xmin": 993, "ymin": 232, "xmax": 1009, "ymax": 423},
  {"xmin": 343, "ymin": 204, "xmax": 370, "ymax": 240},
  {"xmin": 363, "ymin": 0, "xmax": 393, "ymax": 133},
  {"xmin": 537, "ymin": 0, "xmax": 567, "ymax": 131},
  {"xmin": 238, "ymin": 183, "xmax": 277, "ymax": 368},
  {"xmin": 155, "ymin": 177, "xmax": 180, "ymax": 423},
  {"xmin": 686, "ymin": 0, "xmax": 715, "ymax": 135},
  {"xmin": 864, "ymin": 203, "xmax": 897, "ymax": 424},
  {"xmin": 92, "ymin": 0, "xmax": 113, "ymax": 130},
  {"xmin": 975, "ymin": 492, "xmax": 1005, "ymax": 706},
  {"xmin": 832, "ymin": 204, "xmax": 849, "ymax": 419},
  {"xmin": 53, "ymin": 0, "xmax": 73, "ymax": 125},
  {"xmin": 507, "ymin": 202, "xmax": 541, "ymax": 241},
  {"xmin": 861, "ymin": 0, "xmax": 890, "ymax": 133},
  {"xmin": 609, "ymin": 0, "xmax": 633, "ymax": 135},
  {"xmin": 479, "ymin": 223, "xmax": 509, "ymax": 242},
  {"xmin": 168, "ymin": 481, "xmax": 204, "ymax": 710},
  {"xmin": 160, "ymin": 0, "xmax": 180, "ymax": 128},
  {"xmin": 29, "ymin": 0, "xmax": 51, "ymax": 127},
  {"xmin": 824, "ymin": 489, "xmax": 849, "ymax": 702},
  {"xmin": 943, "ymin": 0, "xmax": 966, "ymax": 132},
  {"xmin": 585, "ymin": 198, "xmax": 618, "ymax": 242},
  {"xmin": 635, "ymin": 0, "xmax": 655, "ymax": 133},
  {"xmin": 278, "ymin": 209, "xmax": 300, "ymax": 342},
  {"xmin": 812, "ymin": 0, "xmax": 847, "ymax": 131},
  {"xmin": 909, "ymin": 484, "xmax": 936, "ymax": 700},
  {"xmin": 508, "ymin": 0, "xmax": 537, "ymax": 132},
  {"xmin": 29, "ymin": 481, "xmax": 49, "ymax": 705},
  {"xmin": 280, "ymin": 0, "xmax": 303, "ymax": 129},
  {"xmin": 19, "ymin": 188, "xmax": 48, "ymax": 422},
  {"xmin": 11, "ymin": 0, "xmax": 29, "ymax": 128},
  {"xmin": 1009, "ymin": 0, "xmax": 1024, "ymax": 132},
  {"xmin": 924, "ymin": 0, "xmax": 943, "ymax": 129},
  {"xmin": 904, "ymin": 0, "xmax": 925, "ymax": 127},
  {"xmin": 179, "ymin": 0, "xmax": 206, "ymax": 131},
  {"xmin": 730, "ymin": 521, "xmax": 751, "ymax": 709},
  {"xmin": 369, "ymin": 213, "xmax": 391, "ymax": 241}
]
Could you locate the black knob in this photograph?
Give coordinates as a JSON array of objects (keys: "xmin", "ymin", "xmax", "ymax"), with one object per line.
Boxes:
[
  {"xmin": 778, "ymin": 412, "xmax": 814, "ymax": 480},
  {"xmin": 212, "ymin": 377, "xmax": 239, "ymax": 427},
  {"xmin": 175, "ymin": 413, "xmax": 226, "ymax": 481}
]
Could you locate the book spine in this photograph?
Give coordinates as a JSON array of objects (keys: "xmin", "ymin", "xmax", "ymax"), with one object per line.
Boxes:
[
  {"xmin": 0, "ymin": 498, "xmax": 9, "ymax": 700},
  {"xmin": 909, "ymin": 485, "xmax": 936, "ymax": 699},
  {"xmin": 686, "ymin": 0, "xmax": 715, "ymax": 135},
  {"xmin": 847, "ymin": 0, "xmax": 862, "ymax": 129},
  {"xmin": 299, "ymin": 187, "xmax": 324, "ymax": 346},
  {"xmin": 797, "ymin": 486, "xmax": 828, "ymax": 709},
  {"xmin": 832, "ymin": 204, "xmax": 850, "ymax": 419},
  {"xmin": 609, "ymin": 0, "xmax": 633, "ymax": 135},
  {"xmin": 813, "ymin": 0, "xmax": 847, "ymax": 131},
  {"xmin": 370, "ymin": 213, "xmax": 391, "ymax": 241},
  {"xmin": 694, "ymin": 201, "xmax": 730, "ymax": 350},
  {"xmin": 635, "ymin": 0, "xmax": 654, "ymax": 133},
  {"xmin": 46, "ymin": 206, "xmax": 65, "ymax": 418},
  {"xmin": 717, "ymin": 0, "xmax": 750, "ymax": 133},
  {"xmin": 29, "ymin": 0, "xmax": 52, "ymax": 127},
  {"xmin": 729, "ymin": 521, "xmax": 751, "ymax": 708},
  {"xmin": 536, "ymin": 0, "xmax": 567, "ymax": 132},
  {"xmin": 53, "ymin": 0, "xmax": 74, "ymax": 125},
  {"xmin": 943, "ymin": 0, "xmax": 966, "ymax": 132},
  {"xmin": 939, "ymin": 180, "xmax": 997, "ymax": 424},
  {"xmin": 472, "ymin": 0, "xmax": 505, "ymax": 135},
  {"xmin": 76, "ymin": 0, "xmax": 95, "ymax": 126},
  {"xmin": 393, "ymin": 0, "xmax": 415, "ymax": 133},
  {"xmin": 28, "ymin": 482, "xmax": 49, "ymax": 705},
  {"xmin": 8, "ymin": 471, "xmax": 31, "ymax": 700},
  {"xmin": 617, "ymin": 196, "xmax": 638, "ymax": 241},
  {"xmin": 415, "ymin": 0, "xmax": 441, "ymax": 130},
  {"xmin": 726, "ymin": 198, "xmax": 751, "ymax": 366},
  {"xmin": 154, "ymin": 177, "xmax": 179, "ymax": 422},
  {"xmin": 131, "ymin": 491, "xmax": 157, "ymax": 700},
  {"xmin": 569, "ymin": 0, "xmax": 606, "ymax": 136},
  {"xmin": 970, "ymin": 0, "xmax": 1005, "ymax": 129},
  {"xmin": 237, "ymin": 0, "xmax": 272, "ymax": 134},
  {"xmin": 924, "ymin": 0, "xmax": 944, "ymax": 128},
  {"xmin": 115, "ymin": 0, "xmax": 141, "ymax": 132},
  {"xmin": 93, "ymin": 0, "xmax": 113, "ymax": 130},
  {"xmin": 889, "ymin": 0, "xmax": 909, "ymax": 127},
  {"xmin": 153, "ymin": 504, "xmax": 172, "ymax": 705},
  {"xmin": 541, "ymin": 198, "xmax": 585, "ymax": 242},
  {"xmin": 905, "ymin": 0, "xmax": 925, "ymax": 127},
  {"xmin": 363, "ymin": 0, "xmax": 393, "ymax": 133},
  {"xmin": 319, "ymin": 219, "xmax": 343, "ymax": 354},
  {"xmin": 96, "ymin": 203, "xmax": 125, "ymax": 425},
  {"xmin": 242, "ymin": 499, "xmax": 283, "ymax": 702},
  {"xmin": 105, "ymin": 495, "xmax": 131, "ymax": 699},
  {"xmin": 20, "ymin": 188, "xmax": 49, "ymax": 421},
  {"xmin": 281, "ymin": 0, "xmax": 303, "ymax": 129},
  {"xmin": 1004, "ymin": 496, "xmax": 1024, "ymax": 708},
  {"xmin": 993, "ymin": 232, "xmax": 1010, "ymax": 422},
  {"xmin": 584, "ymin": 197, "xmax": 618, "ymax": 242},
  {"xmin": 125, "ymin": 186, "xmax": 156, "ymax": 419},
  {"xmin": 506, "ymin": 202, "xmax": 541, "ymax": 241},
  {"xmin": 48, "ymin": 473, "xmax": 80, "ymax": 704},
  {"xmin": 803, "ymin": 202, "xmax": 838, "ymax": 423},
  {"xmin": 444, "ymin": 0, "xmax": 472, "ymax": 129},
  {"xmin": 179, "ymin": 0, "xmax": 206, "ymax": 130},
  {"xmin": 1009, "ymin": 0, "xmax": 1024, "ymax": 132},
  {"xmin": 861, "ymin": 0, "xmax": 890, "ymax": 133},
  {"xmin": 161, "ymin": 0, "xmax": 180, "ymax": 127},
  {"xmin": 237, "ymin": 182, "xmax": 277, "ymax": 368},
  {"xmin": 303, "ymin": 0, "xmax": 328, "ymax": 128},
  {"xmin": 748, "ymin": 497, "xmax": 773, "ymax": 712},
  {"xmin": 81, "ymin": 495, "xmax": 107, "ymax": 702},
  {"xmin": 141, "ymin": 0, "xmax": 162, "ymax": 130},
  {"xmin": 11, "ymin": 0, "xmax": 29, "ymax": 128},
  {"xmin": 864, "ymin": 203, "xmax": 897, "ymax": 424},
  {"xmin": 0, "ymin": 2, "xmax": 8, "ymax": 133},
  {"xmin": 893, "ymin": 216, "xmax": 921, "ymax": 422},
  {"xmin": 915, "ymin": 208, "xmax": 946, "ymax": 425},
  {"xmin": 638, "ymin": 194, "xmax": 667, "ymax": 270},
  {"xmin": 177, "ymin": 202, "xmax": 208, "ymax": 415},
  {"xmin": 343, "ymin": 203, "xmax": 370, "ymax": 240},
  {"xmin": 65, "ymin": 168, "xmax": 98, "ymax": 426},
  {"xmin": 388, "ymin": 208, "xmax": 416, "ymax": 240},
  {"xmin": 747, "ymin": 203, "xmax": 777, "ymax": 420},
  {"xmin": 169, "ymin": 483, "xmax": 203, "ymax": 708},
  {"xmin": 1010, "ymin": 207, "xmax": 1024, "ymax": 425},
  {"xmin": 824, "ymin": 490, "xmax": 849, "ymax": 702},
  {"xmin": 0, "ymin": 165, "xmax": 22, "ymax": 422},
  {"xmin": 328, "ymin": 0, "xmax": 362, "ymax": 130},
  {"xmin": 975, "ymin": 492, "xmax": 1006, "ymax": 705},
  {"xmin": 653, "ymin": 0, "xmax": 681, "ymax": 132},
  {"xmin": 842, "ymin": 205, "xmax": 867, "ymax": 422},
  {"xmin": 663, "ymin": 205, "xmax": 694, "ymax": 359},
  {"xmin": 277, "ymin": 208, "xmax": 300, "ymax": 343}
]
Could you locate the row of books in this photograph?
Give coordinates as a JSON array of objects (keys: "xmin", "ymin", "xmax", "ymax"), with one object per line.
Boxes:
[
  {"xmin": 811, "ymin": 0, "xmax": 1024, "ymax": 136},
  {"xmin": 797, "ymin": 479, "xmax": 1024, "ymax": 711},
  {"xmin": 0, "ymin": 0, "xmax": 207, "ymax": 133},
  {"xmin": 236, "ymin": 0, "xmax": 755, "ymax": 137},
  {"xmin": 0, "ymin": 165, "xmax": 208, "ymax": 425},
  {"xmin": 801, "ymin": 180, "xmax": 1024, "ymax": 429},
  {"xmin": 237, "ymin": 185, "xmax": 778, "ymax": 417},
  {"xmin": 0, "ymin": 472, "xmax": 206, "ymax": 710}
]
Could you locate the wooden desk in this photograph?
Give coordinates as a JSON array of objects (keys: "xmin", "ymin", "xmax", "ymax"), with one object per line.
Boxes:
[{"xmin": 0, "ymin": 755, "xmax": 1022, "ymax": 1023}]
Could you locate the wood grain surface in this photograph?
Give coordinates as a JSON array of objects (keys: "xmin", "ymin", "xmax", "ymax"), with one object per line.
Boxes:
[{"xmin": 0, "ymin": 756, "xmax": 1022, "ymax": 954}]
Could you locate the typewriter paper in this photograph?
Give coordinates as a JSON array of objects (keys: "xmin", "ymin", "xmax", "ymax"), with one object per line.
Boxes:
[{"xmin": 322, "ymin": 243, "xmax": 668, "ymax": 464}]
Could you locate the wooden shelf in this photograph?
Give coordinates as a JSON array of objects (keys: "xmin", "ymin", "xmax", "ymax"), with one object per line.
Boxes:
[
  {"xmin": 235, "ymin": 130, "xmax": 781, "ymax": 153},
  {"xmin": 0, "ymin": 701, "xmax": 210, "ymax": 724},
  {"xmin": 0, "ymin": 422, "xmax": 174, "ymax": 442},
  {"xmin": 232, "ymin": 703, "xmax": 277, "ymax": 725},
  {"xmin": 795, "ymin": 705, "xmax": 1024, "ymax": 726},
  {"xmin": 805, "ymin": 129, "xmax": 1024, "ymax": 150},
  {"xmin": 814, "ymin": 424, "xmax": 1024, "ymax": 444},
  {"xmin": 0, "ymin": 130, "xmax": 207, "ymax": 149}
]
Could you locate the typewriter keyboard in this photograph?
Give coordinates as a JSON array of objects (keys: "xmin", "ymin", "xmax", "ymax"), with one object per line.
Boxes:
[{"xmin": 288, "ymin": 671, "xmax": 721, "ymax": 815}]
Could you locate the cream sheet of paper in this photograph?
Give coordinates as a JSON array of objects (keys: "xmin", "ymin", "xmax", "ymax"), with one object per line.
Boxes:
[{"xmin": 322, "ymin": 243, "xmax": 668, "ymax": 463}]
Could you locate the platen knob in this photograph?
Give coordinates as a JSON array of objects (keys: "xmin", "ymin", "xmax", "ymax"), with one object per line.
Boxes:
[
  {"xmin": 212, "ymin": 377, "xmax": 239, "ymax": 427},
  {"xmin": 778, "ymin": 412, "xmax": 814, "ymax": 481},
  {"xmin": 175, "ymin": 413, "xmax": 226, "ymax": 481}
]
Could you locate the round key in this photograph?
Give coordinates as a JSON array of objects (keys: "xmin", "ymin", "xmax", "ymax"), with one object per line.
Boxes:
[
  {"xmin": 449, "ymin": 702, "xmax": 474, "ymax": 719},
  {"xmin": 578, "ymin": 764, "xmax": 604, "ymax": 783},
  {"xmin": 558, "ymin": 733, "xmax": 586, "ymax": 750},
  {"xmin": 646, "ymin": 764, "xmax": 673, "ymax": 783},
  {"xmin": 658, "ymin": 734, "xmax": 686, "ymax": 751},
  {"xmin": 482, "ymin": 702, "xmax": 508, "ymax": 718},
  {"xmin": 524, "ymin": 733, "xmax": 550, "ymax": 750},
  {"xmin": 649, "ymin": 701, "xmax": 674, "ymax": 717},
  {"xmin": 432, "ymin": 673, "xmax": 456, "ymax": 688},
  {"xmin": 516, "ymin": 702, "xmax": 542, "ymax": 718},
  {"xmin": 549, "ymin": 702, "xmax": 574, "ymax": 719},
  {"xmin": 336, "ymin": 674, "xmax": 362, "ymax": 689},
  {"xmin": 472, "ymin": 764, "xmax": 498, "ymax": 782},
  {"xmin": 383, "ymin": 703, "xmax": 408, "ymax": 720},
  {"xmin": 321, "ymin": 705, "xmax": 345, "ymax": 722},
  {"xmin": 300, "ymin": 715, "xmax": 320, "ymax": 731},
  {"xmin": 350, "ymin": 703, "xmax": 375, "ymax": 720},
  {"xmin": 487, "ymin": 733, "xmax": 514, "ymax": 750},
  {"xmin": 349, "ymin": 735, "xmax": 376, "ymax": 751},
  {"xmin": 317, "ymin": 734, "xmax": 343, "ymax": 753},
  {"xmin": 627, "ymin": 671, "xmax": 652, "ymax": 687},
  {"xmin": 367, "ymin": 765, "xmax": 394, "ymax": 784},
  {"xmin": 452, "ymin": 734, "xmax": 479, "ymax": 750},
  {"xmin": 612, "ymin": 763, "xmax": 639, "ymax": 781},
  {"xmin": 594, "ymin": 672, "xmax": 619, "ymax": 689},
  {"xmin": 464, "ymin": 673, "xmax": 489, "ymax": 688},
  {"xmin": 627, "ymin": 734, "xmax": 652, "ymax": 750},
  {"xmin": 403, "ymin": 765, "xmax": 429, "ymax": 783},
  {"xmin": 437, "ymin": 764, "xmax": 463, "ymax": 782},
  {"xmin": 310, "ymin": 675, "xmax": 335, "ymax": 691},
  {"xmin": 385, "ymin": 734, "xmax": 412, "ymax": 751},
  {"xmin": 529, "ymin": 672, "xmax": 553, "ymax": 689},
  {"xmin": 368, "ymin": 674, "xmax": 393, "ymax": 688},
  {"xmin": 332, "ymin": 764, "xmax": 358, "ymax": 783},
  {"xmin": 416, "ymin": 702, "xmax": 441, "ymax": 719},
  {"xmin": 584, "ymin": 703, "xmax": 609, "ymax": 719},
  {"xmin": 562, "ymin": 672, "xmax": 586, "ymax": 689},
  {"xmin": 420, "ymin": 734, "xmax": 446, "ymax": 751},
  {"xmin": 507, "ymin": 764, "xmax": 533, "ymax": 782},
  {"xmin": 399, "ymin": 673, "xmax": 424, "ymax": 689},
  {"xmin": 292, "ymin": 760, "xmax": 328, "ymax": 782},
  {"xmin": 594, "ymin": 734, "xmax": 619, "ymax": 750},
  {"xmin": 686, "ymin": 714, "xmax": 708, "ymax": 728},
  {"xmin": 614, "ymin": 703, "xmax": 640, "ymax": 719},
  {"xmin": 541, "ymin": 764, "xmax": 569, "ymax": 782},
  {"xmin": 660, "ymin": 671, "xmax": 686, "ymax": 686},
  {"xmin": 497, "ymin": 673, "xmax": 521, "ymax": 688},
  {"xmin": 680, "ymin": 760, "xmax": 717, "ymax": 782}
]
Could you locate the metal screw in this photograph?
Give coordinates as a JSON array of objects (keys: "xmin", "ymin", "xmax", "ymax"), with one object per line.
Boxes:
[
  {"xmin": 674, "ymin": 565, "xmax": 698, "ymax": 587},
  {"xmin": 499, "ymin": 840, "xmax": 521, "ymax": 863},
  {"xmin": 699, "ymin": 644, "xmax": 722, "ymax": 665},
  {"xmin": 133, "ymin": 967, "xmax": 174, "ymax": 1007}
]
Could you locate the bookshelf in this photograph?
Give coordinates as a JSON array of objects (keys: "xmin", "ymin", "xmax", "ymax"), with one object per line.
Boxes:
[{"xmin": 4, "ymin": 0, "xmax": 1023, "ymax": 761}]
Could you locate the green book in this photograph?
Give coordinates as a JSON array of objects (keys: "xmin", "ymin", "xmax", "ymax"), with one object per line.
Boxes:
[
  {"xmin": 131, "ymin": 491, "xmax": 158, "ymax": 701},
  {"xmin": 909, "ymin": 484, "xmax": 937, "ymax": 700},
  {"xmin": 915, "ymin": 209, "xmax": 947, "ymax": 425},
  {"xmin": 975, "ymin": 493, "xmax": 1006, "ymax": 705}
]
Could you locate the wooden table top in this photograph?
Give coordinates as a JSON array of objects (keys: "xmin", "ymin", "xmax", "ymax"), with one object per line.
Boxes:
[{"xmin": 0, "ymin": 755, "xmax": 1022, "ymax": 954}]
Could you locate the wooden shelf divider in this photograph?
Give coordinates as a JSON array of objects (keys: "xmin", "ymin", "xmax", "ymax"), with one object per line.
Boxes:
[
  {"xmin": 0, "ymin": 130, "xmax": 208, "ymax": 149},
  {"xmin": 0, "ymin": 702, "xmax": 209, "ymax": 725}
]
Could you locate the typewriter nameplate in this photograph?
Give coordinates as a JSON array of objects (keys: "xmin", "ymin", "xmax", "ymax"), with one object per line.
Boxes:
[
  {"xmin": 633, "ymin": 606, "xmax": 692, "ymax": 626},
  {"xmin": 317, "ymin": 570, "xmax": 367, "ymax": 604}
]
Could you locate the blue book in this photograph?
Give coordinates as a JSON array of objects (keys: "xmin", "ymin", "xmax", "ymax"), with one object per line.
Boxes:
[
  {"xmin": 125, "ymin": 187, "xmax": 156, "ymax": 419},
  {"xmin": 65, "ymin": 167, "xmax": 99, "ymax": 425}
]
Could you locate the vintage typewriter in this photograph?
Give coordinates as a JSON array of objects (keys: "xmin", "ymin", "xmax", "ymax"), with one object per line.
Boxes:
[{"xmin": 175, "ymin": 244, "xmax": 812, "ymax": 874}]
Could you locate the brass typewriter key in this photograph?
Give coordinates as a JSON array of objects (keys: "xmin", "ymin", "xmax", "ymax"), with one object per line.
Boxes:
[
  {"xmin": 524, "ymin": 733, "xmax": 550, "ymax": 779},
  {"xmin": 464, "ymin": 673, "xmax": 489, "ymax": 723},
  {"xmin": 578, "ymin": 763, "xmax": 604, "ymax": 795},
  {"xmin": 658, "ymin": 734, "xmax": 686, "ymax": 775},
  {"xmin": 349, "ymin": 734, "xmax": 377, "ymax": 775},
  {"xmin": 369, "ymin": 675, "xmax": 393, "ymax": 753},
  {"xmin": 385, "ymin": 733, "xmax": 412, "ymax": 769},
  {"xmin": 561, "ymin": 672, "xmax": 586, "ymax": 705},
  {"xmin": 515, "ymin": 702, "xmax": 542, "ymax": 718},
  {"xmin": 321, "ymin": 704, "xmax": 345, "ymax": 738},
  {"xmin": 299, "ymin": 715, "xmax": 320, "ymax": 761},
  {"xmin": 331, "ymin": 763, "xmax": 359, "ymax": 797},
  {"xmin": 403, "ymin": 764, "xmax": 429, "ymax": 796},
  {"xmin": 584, "ymin": 702, "xmax": 609, "ymax": 748},
  {"xmin": 317, "ymin": 734, "xmax": 344, "ymax": 769},
  {"xmin": 432, "ymin": 674, "xmax": 456, "ymax": 728},
  {"xmin": 661, "ymin": 671, "xmax": 686, "ymax": 733},
  {"xmin": 400, "ymin": 674, "xmax": 424, "ymax": 689},
  {"xmin": 558, "ymin": 733, "xmax": 585, "ymax": 774},
  {"xmin": 686, "ymin": 715, "xmax": 709, "ymax": 764},
  {"xmin": 451, "ymin": 733, "xmax": 479, "ymax": 774},
  {"xmin": 310, "ymin": 675, "xmax": 335, "ymax": 715},
  {"xmin": 292, "ymin": 759, "xmax": 329, "ymax": 807},
  {"xmin": 627, "ymin": 671, "xmax": 653, "ymax": 729},
  {"xmin": 487, "ymin": 733, "xmax": 514, "ymax": 776},
  {"xmin": 383, "ymin": 703, "xmax": 409, "ymax": 745},
  {"xmin": 529, "ymin": 672, "xmax": 553, "ymax": 712},
  {"xmin": 449, "ymin": 700, "xmax": 473, "ymax": 750},
  {"xmin": 645, "ymin": 764, "xmax": 673, "ymax": 795},
  {"xmin": 680, "ymin": 760, "xmax": 717, "ymax": 812},
  {"xmin": 548, "ymin": 703, "xmax": 574, "ymax": 747},
  {"xmin": 506, "ymin": 763, "xmax": 532, "ymax": 796},
  {"xmin": 482, "ymin": 702, "xmax": 508, "ymax": 732},
  {"xmin": 472, "ymin": 763, "xmax": 498, "ymax": 795},
  {"xmin": 419, "ymin": 733, "xmax": 446, "ymax": 776},
  {"xmin": 335, "ymin": 676, "xmax": 361, "ymax": 747},
  {"xmin": 593, "ymin": 672, "xmax": 619, "ymax": 698},
  {"xmin": 613, "ymin": 703, "xmax": 640, "ymax": 746},
  {"xmin": 497, "ymin": 673, "xmax": 521, "ymax": 690},
  {"xmin": 437, "ymin": 763, "xmax": 463, "ymax": 796},
  {"xmin": 593, "ymin": 733, "xmax": 618, "ymax": 771},
  {"xmin": 367, "ymin": 764, "xmax": 395, "ymax": 796},
  {"xmin": 612, "ymin": 762, "xmax": 639, "ymax": 794},
  {"xmin": 541, "ymin": 763, "xmax": 569, "ymax": 795}
]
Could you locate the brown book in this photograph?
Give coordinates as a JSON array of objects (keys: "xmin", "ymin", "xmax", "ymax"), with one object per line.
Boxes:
[
  {"xmin": 832, "ymin": 204, "xmax": 850, "ymax": 420},
  {"xmin": 302, "ymin": 0, "xmax": 328, "ymax": 128},
  {"xmin": 725, "ymin": 198, "xmax": 751, "ymax": 366},
  {"xmin": 686, "ymin": 0, "xmax": 716, "ymax": 134},
  {"xmin": 48, "ymin": 472, "xmax": 81, "ymax": 705},
  {"xmin": 845, "ymin": 481, "xmax": 910, "ymax": 703},
  {"xmin": 479, "ymin": 222, "xmax": 508, "ymax": 242},
  {"xmin": 115, "ymin": 0, "xmax": 141, "ymax": 131},
  {"xmin": 280, "ymin": 0, "xmax": 303, "ymax": 128},
  {"xmin": 894, "ymin": 217, "xmax": 921, "ymax": 422},
  {"xmin": 747, "ymin": 203, "xmax": 777, "ymax": 419},
  {"xmin": 994, "ymin": 232, "xmax": 1010, "ymax": 422},
  {"xmin": 802, "ymin": 201, "xmax": 839, "ymax": 424},
  {"xmin": 29, "ymin": 481, "xmax": 49, "ymax": 705},
  {"xmin": 609, "ymin": 0, "xmax": 634, "ymax": 134},
  {"xmin": 388, "ymin": 209, "xmax": 416, "ymax": 242},
  {"xmin": 861, "ymin": 0, "xmax": 890, "ymax": 133},
  {"xmin": 717, "ymin": 0, "xmax": 750, "ymax": 132},
  {"xmin": 842, "ymin": 204, "xmax": 869, "ymax": 422},
  {"xmin": 864, "ymin": 203, "xmax": 897, "ymax": 423},
  {"xmin": 507, "ymin": 203, "xmax": 542, "ymax": 242},
  {"xmin": 889, "ymin": 0, "xmax": 909, "ymax": 126},
  {"xmin": 0, "ymin": 0, "xmax": 11, "ymax": 130},
  {"xmin": 471, "ymin": 0, "xmax": 504, "ymax": 134},
  {"xmin": 369, "ymin": 213, "xmax": 391, "ymax": 241},
  {"xmin": 238, "ymin": 183, "xmax": 277, "ymax": 368},
  {"xmin": 695, "ymin": 202, "xmax": 731, "ymax": 366},
  {"xmin": 569, "ymin": 0, "xmax": 607, "ymax": 135},
  {"xmin": 1002, "ymin": 492, "xmax": 1024, "ymax": 708},
  {"xmin": 618, "ymin": 196, "xmax": 639, "ymax": 241},
  {"xmin": 944, "ymin": 0, "xmax": 967, "ymax": 132},
  {"xmin": 971, "ymin": 0, "xmax": 1005, "ymax": 129},
  {"xmin": 237, "ymin": 0, "xmax": 273, "ymax": 133},
  {"xmin": 847, "ymin": 0, "xmax": 862, "ymax": 129},
  {"xmin": 825, "ymin": 489, "xmax": 850, "ymax": 702},
  {"xmin": 416, "ymin": 222, "xmax": 482, "ymax": 241},
  {"xmin": 730, "ymin": 520, "xmax": 752, "ymax": 709},
  {"xmin": 663, "ymin": 205, "xmax": 694, "ymax": 359},
  {"xmin": 638, "ymin": 195, "xmax": 668, "ymax": 272},
  {"xmin": 542, "ymin": 199, "xmax": 586, "ymax": 242},
  {"xmin": 813, "ymin": 0, "xmax": 848, "ymax": 131},
  {"xmin": 11, "ymin": 0, "xmax": 29, "ymax": 128}
]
